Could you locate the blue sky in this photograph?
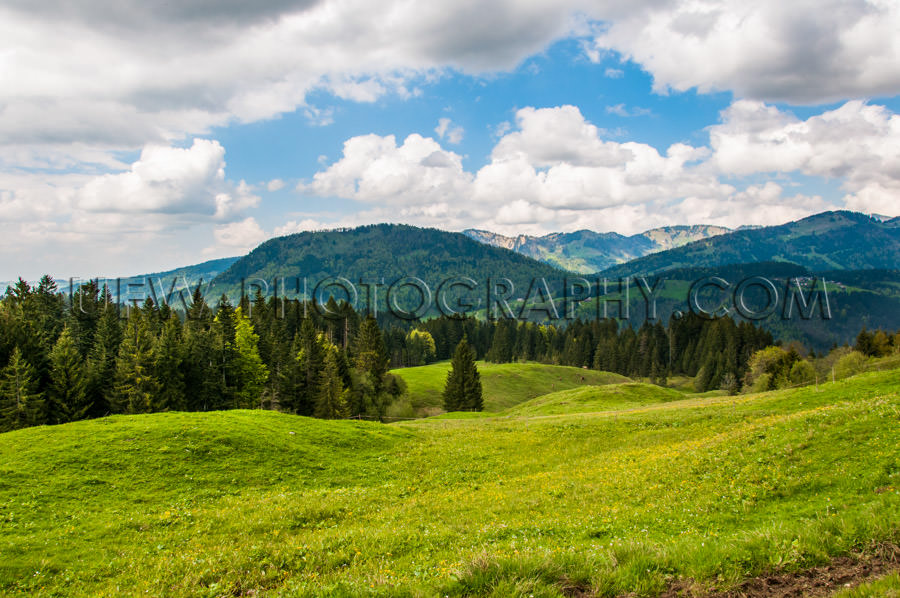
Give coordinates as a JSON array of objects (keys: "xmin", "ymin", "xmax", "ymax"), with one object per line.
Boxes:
[{"xmin": 1, "ymin": 1, "xmax": 899, "ymax": 278}]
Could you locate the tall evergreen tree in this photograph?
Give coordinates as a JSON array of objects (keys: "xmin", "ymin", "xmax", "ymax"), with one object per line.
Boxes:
[
  {"xmin": 315, "ymin": 346, "xmax": 347, "ymax": 419},
  {"xmin": 0, "ymin": 347, "xmax": 44, "ymax": 431},
  {"xmin": 153, "ymin": 315, "xmax": 186, "ymax": 411},
  {"xmin": 47, "ymin": 327, "xmax": 90, "ymax": 423},
  {"xmin": 233, "ymin": 308, "xmax": 269, "ymax": 409},
  {"xmin": 443, "ymin": 337, "xmax": 483, "ymax": 412},
  {"xmin": 112, "ymin": 310, "xmax": 158, "ymax": 414},
  {"xmin": 85, "ymin": 299, "xmax": 122, "ymax": 417}
]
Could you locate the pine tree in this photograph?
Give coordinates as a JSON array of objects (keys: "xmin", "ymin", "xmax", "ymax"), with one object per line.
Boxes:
[
  {"xmin": 353, "ymin": 316, "xmax": 388, "ymax": 389},
  {"xmin": 153, "ymin": 315, "xmax": 186, "ymax": 411},
  {"xmin": 0, "ymin": 347, "xmax": 44, "ymax": 431},
  {"xmin": 295, "ymin": 319, "xmax": 324, "ymax": 416},
  {"xmin": 47, "ymin": 327, "xmax": 90, "ymax": 423},
  {"xmin": 85, "ymin": 300, "xmax": 122, "ymax": 417},
  {"xmin": 443, "ymin": 337, "xmax": 483, "ymax": 412},
  {"xmin": 112, "ymin": 310, "xmax": 158, "ymax": 414},
  {"xmin": 211, "ymin": 295, "xmax": 239, "ymax": 410},
  {"xmin": 233, "ymin": 308, "xmax": 268, "ymax": 409},
  {"xmin": 314, "ymin": 346, "xmax": 348, "ymax": 419}
]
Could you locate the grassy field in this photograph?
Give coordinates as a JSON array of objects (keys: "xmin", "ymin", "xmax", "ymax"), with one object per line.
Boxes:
[
  {"xmin": 1, "ymin": 369, "xmax": 899, "ymax": 596},
  {"xmin": 501, "ymin": 382, "xmax": 684, "ymax": 417},
  {"xmin": 388, "ymin": 361, "xmax": 630, "ymax": 416}
]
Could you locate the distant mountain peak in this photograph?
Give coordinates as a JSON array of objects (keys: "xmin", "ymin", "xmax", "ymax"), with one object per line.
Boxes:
[{"xmin": 462, "ymin": 224, "xmax": 730, "ymax": 273}]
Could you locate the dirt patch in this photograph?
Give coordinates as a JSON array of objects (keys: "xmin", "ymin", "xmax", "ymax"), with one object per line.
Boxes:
[{"xmin": 657, "ymin": 542, "xmax": 900, "ymax": 598}]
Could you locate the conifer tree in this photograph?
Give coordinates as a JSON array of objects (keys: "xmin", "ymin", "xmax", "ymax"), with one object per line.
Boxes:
[
  {"xmin": 295, "ymin": 319, "xmax": 324, "ymax": 416},
  {"xmin": 153, "ymin": 314, "xmax": 186, "ymax": 411},
  {"xmin": 211, "ymin": 295, "xmax": 239, "ymax": 410},
  {"xmin": 47, "ymin": 326, "xmax": 90, "ymax": 423},
  {"xmin": 112, "ymin": 310, "xmax": 158, "ymax": 414},
  {"xmin": 314, "ymin": 346, "xmax": 348, "ymax": 419},
  {"xmin": 443, "ymin": 337, "xmax": 483, "ymax": 412},
  {"xmin": 233, "ymin": 307, "xmax": 269, "ymax": 409},
  {"xmin": 0, "ymin": 347, "xmax": 44, "ymax": 431},
  {"xmin": 85, "ymin": 300, "xmax": 122, "ymax": 417}
]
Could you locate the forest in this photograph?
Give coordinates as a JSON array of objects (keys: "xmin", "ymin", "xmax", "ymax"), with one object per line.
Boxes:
[{"xmin": 2, "ymin": 275, "xmax": 897, "ymax": 432}]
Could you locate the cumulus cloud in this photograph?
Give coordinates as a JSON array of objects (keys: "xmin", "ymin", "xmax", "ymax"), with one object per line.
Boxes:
[
  {"xmin": 75, "ymin": 139, "xmax": 258, "ymax": 219},
  {"xmin": 708, "ymin": 100, "xmax": 900, "ymax": 214},
  {"xmin": 303, "ymin": 133, "xmax": 473, "ymax": 206},
  {"xmin": 588, "ymin": 0, "xmax": 900, "ymax": 104},
  {"xmin": 209, "ymin": 217, "xmax": 268, "ymax": 254},
  {"xmin": 302, "ymin": 100, "xmax": 900, "ymax": 236}
]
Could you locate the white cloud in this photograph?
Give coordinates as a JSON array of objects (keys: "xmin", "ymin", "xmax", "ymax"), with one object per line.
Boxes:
[
  {"xmin": 708, "ymin": 100, "xmax": 900, "ymax": 214},
  {"xmin": 605, "ymin": 104, "xmax": 653, "ymax": 118},
  {"xmin": 267, "ymin": 179, "xmax": 286, "ymax": 192},
  {"xmin": 273, "ymin": 218, "xmax": 328, "ymax": 236},
  {"xmin": 75, "ymin": 139, "xmax": 258, "ymax": 219},
  {"xmin": 435, "ymin": 118, "xmax": 465, "ymax": 144},
  {"xmin": 588, "ymin": 0, "xmax": 900, "ymax": 104},
  {"xmin": 208, "ymin": 217, "xmax": 268, "ymax": 254},
  {"xmin": 604, "ymin": 67, "xmax": 624, "ymax": 79},
  {"xmin": 302, "ymin": 100, "xmax": 900, "ymax": 236},
  {"xmin": 303, "ymin": 133, "xmax": 473, "ymax": 206}
]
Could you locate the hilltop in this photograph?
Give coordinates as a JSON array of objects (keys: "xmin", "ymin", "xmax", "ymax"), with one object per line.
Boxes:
[
  {"xmin": 211, "ymin": 223, "xmax": 566, "ymax": 301},
  {"xmin": 388, "ymin": 361, "xmax": 630, "ymax": 416}
]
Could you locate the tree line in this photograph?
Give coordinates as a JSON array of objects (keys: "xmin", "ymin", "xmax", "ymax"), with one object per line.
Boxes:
[
  {"xmin": 3, "ymin": 275, "xmax": 894, "ymax": 433},
  {"xmin": 0, "ymin": 278, "xmax": 404, "ymax": 432}
]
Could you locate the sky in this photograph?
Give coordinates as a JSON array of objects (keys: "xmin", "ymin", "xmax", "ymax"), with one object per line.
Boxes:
[{"xmin": 2, "ymin": 0, "xmax": 900, "ymax": 279}]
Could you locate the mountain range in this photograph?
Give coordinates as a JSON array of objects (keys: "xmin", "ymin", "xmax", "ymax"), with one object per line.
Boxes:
[
  {"xmin": 463, "ymin": 225, "xmax": 731, "ymax": 273},
  {"xmin": 596, "ymin": 211, "xmax": 900, "ymax": 278}
]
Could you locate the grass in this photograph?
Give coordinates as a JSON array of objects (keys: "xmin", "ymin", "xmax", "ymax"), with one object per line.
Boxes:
[
  {"xmin": 835, "ymin": 572, "xmax": 900, "ymax": 597},
  {"xmin": 502, "ymin": 382, "xmax": 684, "ymax": 417},
  {"xmin": 388, "ymin": 360, "xmax": 630, "ymax": 416},
  {"xmin": 0, "ymin": 368, "xmax": 899, "ymax": 596}
]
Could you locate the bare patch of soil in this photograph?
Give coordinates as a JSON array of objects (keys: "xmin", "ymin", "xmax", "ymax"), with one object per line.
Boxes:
[{"xmin": 657, "ymin": 542, "xmax": 900, "ymax": 598}]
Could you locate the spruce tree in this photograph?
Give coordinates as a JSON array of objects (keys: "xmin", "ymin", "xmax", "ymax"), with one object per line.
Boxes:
[
  {"xmin": 233, "ymin": 308, "xmax": 269, "ymax": 409},
  {"xmin": 85, "ymin": 300, "xmax": 122, "ymax": 417},
  {"xmin": 153, "ymin": 315, "xmax": 186, "ymax": 411},
  {"xmin": 296, "ymin": 319, "xmax": 324, "ymax": 415},
  {"xmin": 211, "ymin": 295, "xmax": 239, "ymax": 410},
  {"xmin": 0, "ymin": 347, "xmax": 44, "ymax": 431},
  {"xmin": 112, "ymin": 310, "xmax": 158, "ymax": 414},
  {"xmin": 443, "ymin": 337, "xmax": 483, "ymax": 412},
  {"xmin": 47, "ymin": 327, "xmax": 90, "ymax": 423},
  {"xmin": 314, "ymin": 346, "xmax": 348, "ymax": 419}
]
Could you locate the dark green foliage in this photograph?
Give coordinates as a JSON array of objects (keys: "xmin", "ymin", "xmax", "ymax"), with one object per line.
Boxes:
[
  {"xmin": 443, "ymin": 338, "xmax": 483, "ymax": 412},
  {"xmin": 0, "ymin": 348, "xmax": 44, "ymax": 431},
  {"xmin": 112, "ymin": 310, "xmax": 158, "ymax": 414},
  {"xmin": 47, "ymin": 327, "xmax": 89, "ymax": 423},
  {"xmin": 599, "ymin": 211, "xmax": 900, "ymax": 277},
  {"xmin": 314, "ymin": 346, "xmax": 347, "ymax": 419},
  {"xmin": 153, "ymin": 315, "xmax": 186, "ymax": 411}
]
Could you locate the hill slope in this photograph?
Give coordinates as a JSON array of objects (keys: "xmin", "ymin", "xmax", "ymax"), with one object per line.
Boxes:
[
  {"xmin": 389, "ymin": 361, "xmax": 630, "ymax": 416},
  {"xmin": 1, "ymin": 369, "xmax": 898, "ymax": 596},
  {"xmin": 503, "ymin": 382, "xmax": 686, "ymax": 416},
  {"xmin": 464, "ymin": 225, "xmax": 730, "ymax": 273},
  {"xmin": 598, "ymin": 211, "xmax": 900, "ymax": 278},
  {"xmin": 212, "ymin": 223, "xmax": 567, "ymax": 302}
]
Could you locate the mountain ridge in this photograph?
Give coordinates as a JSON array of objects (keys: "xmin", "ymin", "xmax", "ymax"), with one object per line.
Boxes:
[
  {"xmin": 463, "ymin": 224, "xmax": 731, "ymax": 273},
  {"xmin": 596, "ymin": 210, "xmax": 900, "ymax": 278}
]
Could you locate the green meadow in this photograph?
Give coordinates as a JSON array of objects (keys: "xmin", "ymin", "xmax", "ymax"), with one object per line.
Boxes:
[
  {"xmin": 1, "ymin": 368, "xmax": 899, "ymax": 596},
  {"xmin": 388, "ymin": 361, "xmax": 630, "ymax": 416}
]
